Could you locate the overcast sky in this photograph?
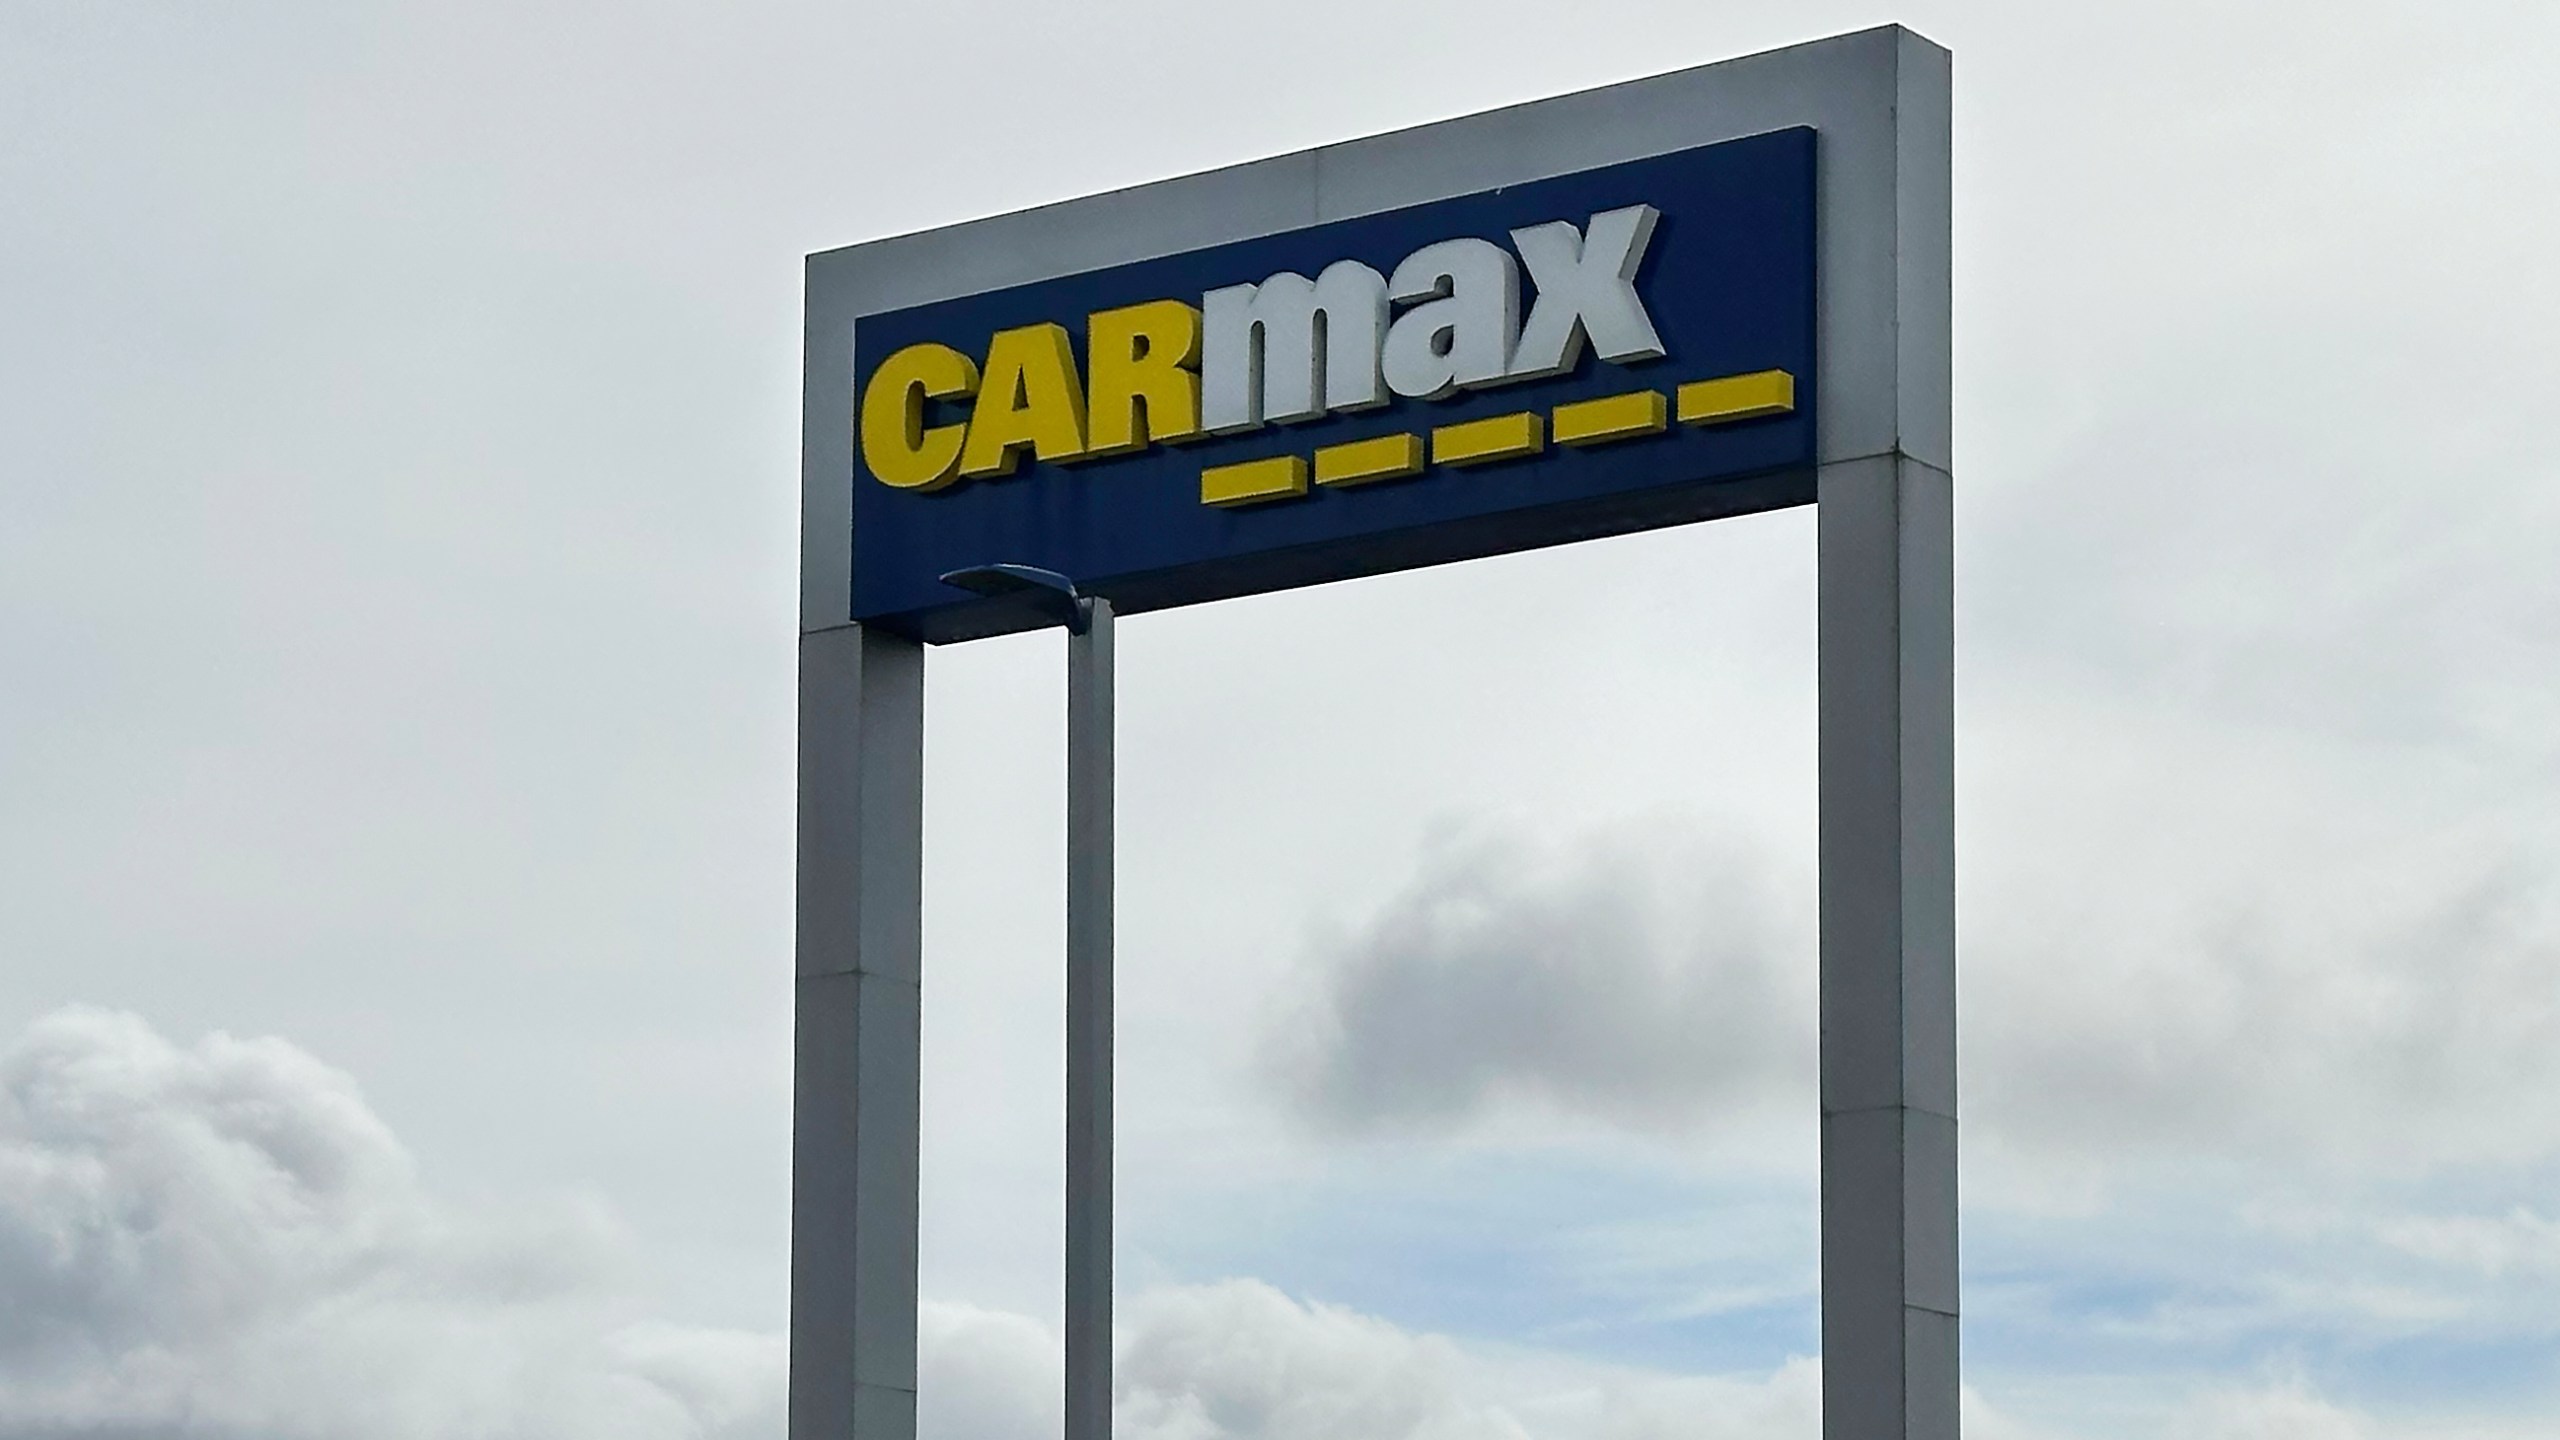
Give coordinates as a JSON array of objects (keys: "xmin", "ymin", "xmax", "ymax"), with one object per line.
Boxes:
[{"xmin": 4, "ymin": 2, "xmax": 2559, "ymax": 1438}]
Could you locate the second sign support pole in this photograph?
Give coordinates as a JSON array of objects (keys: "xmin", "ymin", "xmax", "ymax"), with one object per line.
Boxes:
[{"xmin": 1064, "ymin": 596, "xmax": 1116, "ymax": 1440}]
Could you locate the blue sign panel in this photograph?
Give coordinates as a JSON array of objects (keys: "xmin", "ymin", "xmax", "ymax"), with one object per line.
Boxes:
[{"xmin": 849, "ymin": 128, "xmax": 1816, "ymax": 641}]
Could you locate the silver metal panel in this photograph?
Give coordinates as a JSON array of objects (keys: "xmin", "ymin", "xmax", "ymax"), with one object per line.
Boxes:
[
  {"xmin": 1895, "ymin": 463, "xmax": 1957, "ymax": 1114},
  {"xmin": 1893, "ymin": 33, "xmax": 1956, "ymax": 471},
  {"xmin": 1904, "ymin": 1308, "xmax": 1962, "ymax": 1440},
  {"xmin": 790, "ymin": 970, "xmax": 925, "ymax": 1422},
  {"xmin": 797, "ymin": 628, "xmax": 925, "ymax": 982},
  {"xmin": 802, "ymin": 271, "xmax": 859, "ymax": 630},
  {"xmin": 1819, "ymin": 1110, "xmax": 1912, "ymax": 1440},
  {"xmin": 1064, "ymin": 601, "xmax": 1115, "ymax": 1440},
  {"xmin": 791, "ymin": 626, "xmax": 926, "ymax": 1436},
  {"xmin": 1903, "ymin": 1109, "xmax": 1960, "ymax": 1316},
  {"xmin": 850, "ymin": 971, "xmax": 925, "ymax": 1388},
  {"xmin": 1817, "ymin": 453, "xmax": 1957, "ymax": 1440},
  {"xmin": 851, "ymin": 1375, "xmax": 919, "ymax": 1440}
]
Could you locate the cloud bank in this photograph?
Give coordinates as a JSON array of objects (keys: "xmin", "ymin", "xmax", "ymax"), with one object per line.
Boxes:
[
  {"xmin": 0, "ymin": 1003, "xmax": 1847, "ymax": 1440},
  {"xmin": 1264, "ymin": 815, "xmax": 2560, "ymax": 1179},
  {"xmin": 0, "ymin": 1006, "xmax": 781, "ymax": 1440},
  {"xmin": 929, "ymin": 1280, "xmax": 1836, "ymax": 1440},
  {"xmin": 931, "ymin": 1280, "xmax": 2438, "ymax": 1440},
  {"xmin": 0, "ymin": 1004, "xmax": 2504, "ymax": 1440}
]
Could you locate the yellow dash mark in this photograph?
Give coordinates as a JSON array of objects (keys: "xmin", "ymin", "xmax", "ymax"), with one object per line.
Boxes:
[
  {"xmin": 1552, "ymin": 391, "xmax": 1668, "ymax": 447},
  {"xmin": 1200, "ymin": 455, "xmax": 1308, "ymax": 507},
  {"xmin": 1676, "ymin": 370, "xmax": 1796, "ymax": 425},
  {"xmin": 1314, "ymin": 433, "xmax": 1425, "ymax": 488},
  {"xmin": 1432, "ymin": 412, "xmax": 1545, "ymax": 467}
]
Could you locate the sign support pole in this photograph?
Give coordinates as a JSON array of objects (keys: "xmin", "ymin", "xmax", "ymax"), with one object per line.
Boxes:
[
  {"xmin": 1818, "ymin": 454, "xmax": 1957, "ymax": 1440},
  {"xmin": 1064, "ymin": 598, "xmax": 1115, "ymax": 1440},
  {"xmin": 790, "ymin": 623, "xmax": 926, "ymax": 1440}
]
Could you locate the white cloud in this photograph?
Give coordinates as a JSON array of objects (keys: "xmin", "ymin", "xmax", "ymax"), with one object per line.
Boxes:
[
  {"xmin": 2188, "ymin": 1381, "xmax": 2376, "ymax": 1440},
  {"xmin": 0, "ymin": 1005, "xmax": 782, "ymax": 1440},
  {"xmin": 1, "ymin": 1002, "xmax": 2525, "ymax": 1440},
  {"xmin": 1117, "ymin": 1280, "xmax": 1531, "ymax": 1440},
  {"xmin": 919, "ymin": 1301, "xmax": 1059, "ymax": 1440},
  {"xmin": 932, "ymin": 1284, "xmax": 2560, "ymax": 1440},
  {"xmin": 2375, "ymin": 1208, "xmax": 2560, "ymax": 1279},
  {"xmin": 923, "ymin": 1278, "xmax": 2089, "ymax": 1440},
  {"xmin": 924, "ymin": 1278, "xmax": 1833, "ymax": 1440}
]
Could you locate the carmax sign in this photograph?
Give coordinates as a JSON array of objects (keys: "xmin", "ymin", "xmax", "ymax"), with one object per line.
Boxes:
[{"xmin": 843, "ymin": 128, "xmax": 1816, "ymax": 640}]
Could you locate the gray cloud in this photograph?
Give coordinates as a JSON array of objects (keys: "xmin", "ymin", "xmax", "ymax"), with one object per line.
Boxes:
[
  {"xmin": 1974, "ymin": 866, "xmax": 2560, "ymax": 1173},
  {"xmin": 0, "ymin": 1006, "xmax": 781, "ymax": 1440},
  {"xmin": 1262, "ymin": 812, "xmax": 2560, "ymax": 1180},
  {"xmin": 1261, "ymin": 823, "xmax": 1812, "ymax": 1136}
]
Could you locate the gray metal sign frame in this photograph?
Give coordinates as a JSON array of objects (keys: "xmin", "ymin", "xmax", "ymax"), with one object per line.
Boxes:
[{"xmin": 795, "ymin": 24, "xmax": 1952, "ymax": 1440}]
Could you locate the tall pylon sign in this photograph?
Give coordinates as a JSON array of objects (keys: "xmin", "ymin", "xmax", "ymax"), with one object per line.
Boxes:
[{"xmin": 795, "ymin": 25, "xmax": 1954, "ymax": 1440}]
